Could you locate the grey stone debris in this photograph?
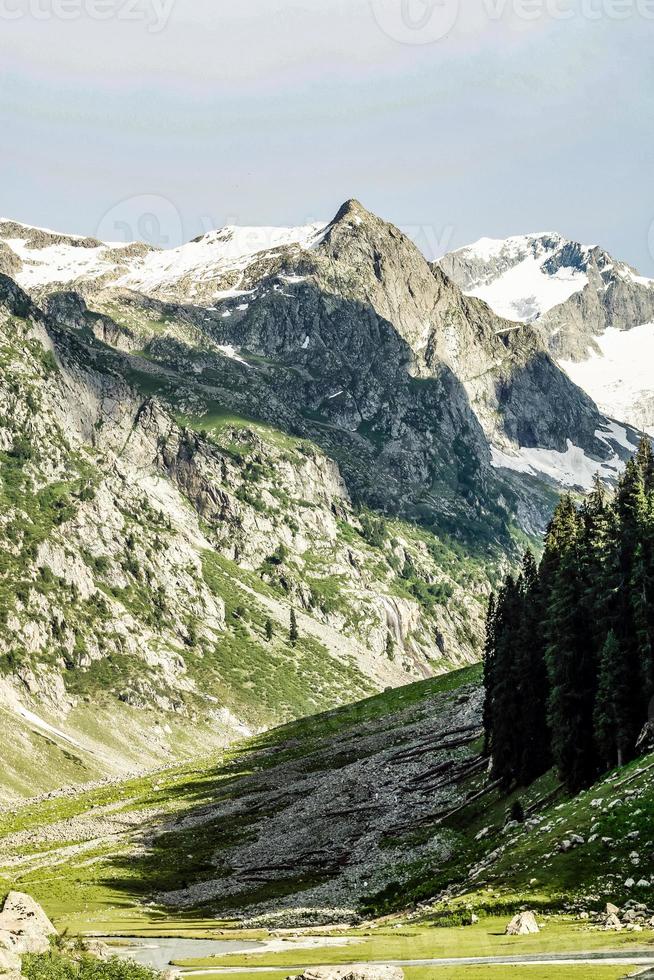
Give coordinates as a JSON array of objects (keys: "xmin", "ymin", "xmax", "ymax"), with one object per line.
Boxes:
[
  {"xmin": 286, "ymin": 970, "xmax": 404, "ymax": 980},
  {"xmin": 604, "ymin": 913, "xmax": 623, "ymax": 931}
]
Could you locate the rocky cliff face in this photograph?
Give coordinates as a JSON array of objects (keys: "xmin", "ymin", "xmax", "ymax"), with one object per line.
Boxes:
[{"xmin": 0, "ymin": 204, "xmax": 641, "ymax": 798}]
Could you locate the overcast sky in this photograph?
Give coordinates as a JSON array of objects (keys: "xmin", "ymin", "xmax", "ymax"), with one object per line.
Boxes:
[{"xmin": 1, "ymin": 0, "xmax": 653, "ymax": 270}]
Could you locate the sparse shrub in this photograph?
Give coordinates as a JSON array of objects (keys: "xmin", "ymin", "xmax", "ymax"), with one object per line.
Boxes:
[
  {"xmin": 509, "ymin": 798, "xmax": 525, "ymax": 824},
  {"xmin": 359, "ymin": 512, "xmax": 387, "ymax": 549},
  {"xmin": 23, "ymin": 950, "xmax": 161, "ymax": 980},
  {"xmin": 289, "ymin": 608, "xmax": 299, "ymax": 646}
]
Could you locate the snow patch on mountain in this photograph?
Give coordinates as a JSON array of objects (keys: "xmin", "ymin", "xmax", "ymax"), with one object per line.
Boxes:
[
  {"xmin": 216, "ymin": 344, "xmax": 251, "ymax": 367},
  {"xmin": 0, "ymin": 220, "xmax": 328, "ymax": 295},
  {"xmin": 469, "ymin": 254, "xmax": 587, "ymax": 322},
  {"xmin": 447, "ymin": 233, "xmax": 589, "ymax": 322},
  {"xmin": 560, "ymin": 322, "xmax": 654, "ymax": 435},
  {"xmin": 5, "ymin": 238, "xmax": 115, "ymax": 288},
  {"xmin": 114, "ymin": 223, "xmax": 327, "ymax": 295},
  {"xmin": 490, "ymin": 428, "xmax": 631, "ymax": 490},
  {"xmin": 12, "ymin": 703, "xmax": 83, "ymax": 748}
]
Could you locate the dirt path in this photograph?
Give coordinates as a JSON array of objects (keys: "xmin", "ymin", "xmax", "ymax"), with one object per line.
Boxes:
[{"xmin": 185, "ymin": 949, "xmax": 654, "ymax": 974}]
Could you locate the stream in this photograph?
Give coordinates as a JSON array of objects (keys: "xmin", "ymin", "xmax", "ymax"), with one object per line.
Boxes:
[{"xmin": 110, "ymin": 936, "xmax": 264, "ymax": 972}]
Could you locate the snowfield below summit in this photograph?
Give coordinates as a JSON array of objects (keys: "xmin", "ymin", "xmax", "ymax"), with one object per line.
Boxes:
[
  {"xmin": 113, "ymin": 222, "xmax": 328, "ymax": 296},
  {"xmin": 4, "ymin": 237, "xmax": 117, "ymax": 288},
  {"xmin": 442, "ymin": 233, "xmax": 590, "ymax": 322},
  {"xmin": 466, "ymin": 246, "xmax": 587, "ymax": 321},
  {"xmin": 561, "ymin": 322, "xmax": 654, "ymax": 435},
  {"xmin": 490, "ymin": 420, "xmax": 638, "ymax": 490}
]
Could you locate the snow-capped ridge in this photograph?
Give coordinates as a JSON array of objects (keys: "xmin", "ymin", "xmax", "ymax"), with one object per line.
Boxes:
[
  {"xmin": 0, "ymin": 216, "xmax": 329, "ymax": 294},
  {"xmin": 438, "ymin": 231, "xmax": 654, "ymax": 325}
]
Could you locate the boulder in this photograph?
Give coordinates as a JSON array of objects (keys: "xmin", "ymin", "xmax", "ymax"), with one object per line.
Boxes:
[
  {"xmin": 0, "ymin": 892, "xmax": 58, "ymax": 955},
  {"xmin": 505, "ymin": 912, "xmax": 540, "ymax": 936},
  {"xmin": 80, "ymin": 939, "xmax": 113, "ymax": 960},
  {"xmin": 0, "ymin": 945, "xmax": 21, "ymax": 980},
  {"xmin": 606, "ymin": 903, "xmax": 621, "ymax": 917},
  {"xmin": 604, "ymin": 913, "xmax": 623, "ymax": 931},
  {"xmin": 287, "ymin": 969, "xmax": 404, "ymax": 980}
]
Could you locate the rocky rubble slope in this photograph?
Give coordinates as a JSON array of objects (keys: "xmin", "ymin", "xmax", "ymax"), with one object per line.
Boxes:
[
  {"xmin": 0, "ymin": 668, "xmax": 485, "ymax": 928},
  {"xmin": 2, "ymin": 665, "xmax": 653, "ymax": 933}
]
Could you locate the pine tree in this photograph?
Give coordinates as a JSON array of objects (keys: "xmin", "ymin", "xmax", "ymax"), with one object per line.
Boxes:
[
  {"xmin": 481, "ymin": 441, "xmax": 654, "ymax": 789},
  {"xmin": 516, "ymin": 550, "xmax": 551, "ymax": 784},
  {"xmin": 264, "ymin": 618, "xmax": 274, "ymax": 642},
  {"xmin": 614, "ymin": 455, "xmax": 650, "ymax": 758},
  {"xmin": 594, "ymin": 630, "xmax": 632, "ymax": 769},
  {"xmin": 385, "ymin": 632, "xmax": 395, "ymax": 661},
  {"xmin": 631, "ymin": 440, "xmax": 654, "ymax": 703},
  {"xmin": 482, "ymin": 593, "xmax": 496, "ymax": 758},
  {"xmin": 488, "ymin": 577, "xmax": 523, "ymax": 788},
  {"xmin": 636, "ymin": 436, "xmax": 654, "ymax": 493},
  {"xmin": 544, "ymin": 498, "xmax": 598, "ymax": 792},
  {"xmin": 289, "ymin": 608, "xmax": 299, "ymax": 646}
]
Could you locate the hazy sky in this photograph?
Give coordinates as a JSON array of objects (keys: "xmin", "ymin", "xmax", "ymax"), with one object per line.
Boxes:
[{"xmin": 1, "ymin": 0, "xmax": 653, "ymax": 270}]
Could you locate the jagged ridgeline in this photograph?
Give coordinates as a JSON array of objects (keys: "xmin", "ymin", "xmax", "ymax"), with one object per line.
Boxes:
[
  {"xmin": 484, "ymin": 439, "xmax": 654, "ymax": 793},
  {"xmin": 0, "ymin": 201, "xmax": 642, "ymax": 797}
]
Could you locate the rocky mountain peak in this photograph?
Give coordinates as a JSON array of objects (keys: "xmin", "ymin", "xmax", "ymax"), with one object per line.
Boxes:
[{"xmin": 439, "ymin": 230, "xmax": 654, "ymax": 434}]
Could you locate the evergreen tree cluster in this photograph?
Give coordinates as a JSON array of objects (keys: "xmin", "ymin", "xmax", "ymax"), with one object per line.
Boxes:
[{"xmin": 484, "ymin": 438, "xmax": 654, "ymax": 794}]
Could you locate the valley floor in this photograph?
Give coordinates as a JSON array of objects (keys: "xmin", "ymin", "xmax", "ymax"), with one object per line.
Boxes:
[{"xmin": 2, "ymin": 665, "xmax": 654, "ymax": 979}]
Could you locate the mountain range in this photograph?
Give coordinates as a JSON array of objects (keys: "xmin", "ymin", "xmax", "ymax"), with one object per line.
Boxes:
[{"xmin": 0, "ymin": 200, "xmax": 647, "ymax": 799}]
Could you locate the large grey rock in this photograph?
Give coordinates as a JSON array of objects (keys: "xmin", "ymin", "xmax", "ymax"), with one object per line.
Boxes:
[
  {"xmin": 0, "ymin": 891, "xmax": 58, "ymax": 954},
  {"xmin": 505, "ymin": 911, "xmax": 540, "ymax": 935}
]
